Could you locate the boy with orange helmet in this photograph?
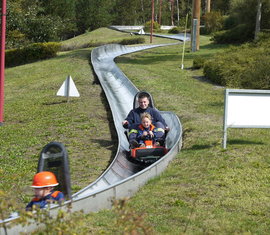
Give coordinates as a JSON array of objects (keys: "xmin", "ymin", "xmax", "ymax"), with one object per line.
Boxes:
[{"xmin": 26, "ymin": 171, "xmax": 64, "ymax": 210}]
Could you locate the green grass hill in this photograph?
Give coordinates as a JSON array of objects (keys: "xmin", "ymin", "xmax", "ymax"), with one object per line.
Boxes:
[{"xmin": 1, "ymin": 28, "xmax": 270, "ymax": 234}]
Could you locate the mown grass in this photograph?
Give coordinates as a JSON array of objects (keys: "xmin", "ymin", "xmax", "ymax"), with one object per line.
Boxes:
[
  {"xmin": 2, "ymin": 28, "xmax": 270, "ymax": 234},
  {"xmin": 0, "ymin": 27, "xmax": 178, "ymax": 217},
  {"xmin": 61, "ymin": 27, "xmax": 178, "ymax": 50},
  {"xmin": 0, "ymin": 47, "xmax": 118, "ymax": 210},
  {"xmin": 113, "ymin": 37, "xmax": 270, "ymax": 234},
  {"xmin": 112, "ymin": 37, "xmax": 270, "ymax": 234}
]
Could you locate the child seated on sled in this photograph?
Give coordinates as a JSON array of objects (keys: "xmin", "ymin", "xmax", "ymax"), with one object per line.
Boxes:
[
  {"xmin": 26, "ymin": 171, "xmax": 64, "ymax": 210},
  {"xmin": 128, "ymin": 112, "xmax": 163, "ymax": 148}
]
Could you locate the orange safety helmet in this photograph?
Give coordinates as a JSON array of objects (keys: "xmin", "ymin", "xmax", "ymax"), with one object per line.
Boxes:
[{"xmin": 31, "ymin": 171, "xmax": 59, "ymax": 188}]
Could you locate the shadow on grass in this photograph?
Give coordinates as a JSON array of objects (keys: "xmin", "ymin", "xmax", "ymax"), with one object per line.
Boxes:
[
  {"xmin": 181, "ymin": 43, "xmax": 230, "ymax": 61},
  {"xmin": 187, "ymin": 139, "xmax": 265, "ymax": 150},
  {"xmin": 191, "ymin": 74, "xmax": 223, "ymax": 88},
  {"xmin": 115, "ymin": 43, "xmax": 228, "ymax": 66},
  {"xmin": 188, "ymin": 144, "xmax": 215, "ymax": 150},
  {"xmin": 192, "ymin": 75, "xmax": 215, "ymax": 85},
  {"xmin": 91, "ymin": 139, "xmax": 117, "ymax": 150},
  {"xmin": 56, "ymin": 43, "xmax": 183, "ymax": 68},
  {"xmin": 116, "ymin": 52, "xmax": 179, "ymax": 65},
  {"xmin": 91, "ymin": 138, "xmax": 117, "ymax": 168},
  {"xmin": 43, "ymin": 100, "xmax": 73, "ymax": 105},
  {"xmin": 199, "ymin": 43, "xmax": 230, "ymax": 50},
  {"xmin": 86, "ymin": 47, "xmax": 118, "ymax": 166},
  {"xmin": 227, "ymin": 139, "xmax": 265, "ymax": 145},
  {"xmin": 56, "ymin": 48, "xmax": 92, "ymax": 60},
  {"xmin": 93, "ymin": 89, "xmax": 118, "ymax": 166},
  {"xmin": 208, "ymin": 101, "xmax": 224, "ymax": 107}
]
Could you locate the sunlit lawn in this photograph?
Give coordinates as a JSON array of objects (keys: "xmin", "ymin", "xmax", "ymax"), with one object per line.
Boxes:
[{"xmin": 1, "ymin": 28, "xmax": 270, "ymax": 234}]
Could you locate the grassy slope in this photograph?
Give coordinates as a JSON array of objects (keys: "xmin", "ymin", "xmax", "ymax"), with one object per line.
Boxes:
[
  {"xmin": 1, "ymin": 44, "xmax": 116, "ymax": 208},
  {"xmin": 0, "ymin": 27, "xmax": 177, "ymax": 213},
  {"xmin": 114, "ymin": 42, "xmax": 270, "ymax": 234},
  {"xmin": 61, "ymin": 27, "xmax": 177, "ymax": 48},
  {"xmin": 1, "ymin": 28, "xmax": 270, "ymax": 234}
]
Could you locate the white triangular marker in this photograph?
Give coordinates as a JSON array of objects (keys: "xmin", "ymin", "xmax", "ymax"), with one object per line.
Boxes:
[
  {"xmin": 57, "ymin": 75, "xmax": 80, "ymax": 97},
  {"xmin": 138, "ymin": 28, "xmax": 145, "ymax": 35}
]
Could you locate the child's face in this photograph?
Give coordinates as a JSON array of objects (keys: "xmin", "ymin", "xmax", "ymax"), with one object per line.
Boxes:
[
  {"xmin": 34, "ymin": 187, "xmax": 52, "ymax": 198},
  {"xmin": 142, "ymin": 117, "xmax": 151, "ymax": 128}
]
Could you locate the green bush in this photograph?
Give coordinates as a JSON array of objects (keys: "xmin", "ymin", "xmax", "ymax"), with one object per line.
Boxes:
[
  {"xmin": 223, "ymin": 15, "xmax": 238, "ymax": 30},
  {"xmin": 168, "ymin": 27, "xmax": 181, "ymax": 34},
  {"xmin": 6, "ymin": 30, "xmax": 30, "ymax": 49},
  {"xmin": 240, "ymin": 56, "xmax": 270, "ymax": 89},
  {"xmin": 144, "ymin": 21, "xmax": 160, "ymax": 32},
  {"xmin": 204, "ymin": 56, "xmax": 246, "ymax": 87},
  {"xmin": 203, "ymin": 46, "xmax": 255, "ymax": 87},
  {"xmin": 119, "ymin": 37, "xmax": 145, "ymax": 45},
  {"xmin": 255, "ymin": 31, "xmax": 270, "ymax": 42},
  {"xmin": 203, "ymin": 39, "xmax": 270, "ymax": 89},
  {"xmin": 211, "ymin": 24, "xmax": 254, "ymax": 44},
  {"xmin": 5, "ymin": 42, "xmax": 60, "ymax": 67},
  {"xmin": 193, "ymin": 56, "xmax": 206, "ymax": 69},
  {"xmin": 201, "ymin": 11, "xmax": 224, "ymax": 35},
  {"xmin": 203, "ymin": 58, "xmax": 226, "ymax": 86}
]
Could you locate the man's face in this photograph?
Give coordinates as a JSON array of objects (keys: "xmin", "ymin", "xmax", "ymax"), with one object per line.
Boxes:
[{"xmin": 138, "ymin": 97, "xmax": 149, "ymax": 109}]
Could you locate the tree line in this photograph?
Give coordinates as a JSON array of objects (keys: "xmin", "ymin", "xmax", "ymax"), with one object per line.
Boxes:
[{"xmin": 1, "ymin": 0, "xmax": 269, "ymax": 49}]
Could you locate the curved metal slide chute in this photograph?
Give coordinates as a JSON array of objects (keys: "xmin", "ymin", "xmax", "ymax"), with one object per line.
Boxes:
[
  {"xmin": 108, "ymin": 25, "xmax": 190, "ymax": 41},
  {"xmin": 1, "ymin": 43, "xmax": 182, "ymax": 234}
]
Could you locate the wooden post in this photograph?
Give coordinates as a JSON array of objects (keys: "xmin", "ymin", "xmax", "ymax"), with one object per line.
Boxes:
[{"xmin": 191, "ymin": 0, "xmax": 201, "ymax": 51}]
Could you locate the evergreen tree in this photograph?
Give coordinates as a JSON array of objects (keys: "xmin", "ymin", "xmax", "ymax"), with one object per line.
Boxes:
[
  {"xmin": 75, "ymin": 0, "xmax": 92, "ymax": 34},
  {"xmin": 38, "ymin": 0, "xmax": 77, "ymax": 39},
  {"xmin": 76, "ymin": 0, "xmax": 116, "ymax": 33},
  {"xmin": 113, "ymin": 0, "xmax": 148, "ymax": 25},
  {"xmin": 90, "ymin": 0, "xmax": 116, "ymax": 29},
  {"xmin": 211, "ymin": 0, "xmax": 230, "ymax": 14},
  {"xmin": 38, "ymin": 0, "xmax": 76, "ymax": 19}
]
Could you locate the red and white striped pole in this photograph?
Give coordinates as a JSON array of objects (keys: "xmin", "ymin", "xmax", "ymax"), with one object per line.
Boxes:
[{"xmin": 0, "ymin": 0, "xmax": 7, "ymax": 124}]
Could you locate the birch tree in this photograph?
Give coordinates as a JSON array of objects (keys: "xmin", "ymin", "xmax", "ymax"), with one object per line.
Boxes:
[{"xmin": 254, "ymin": 0, "xmax": 262, "ymax": 40}]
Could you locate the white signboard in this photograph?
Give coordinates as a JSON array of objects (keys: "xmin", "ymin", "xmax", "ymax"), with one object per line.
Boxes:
[{"xmin": 223, "ymin": 89, "xmax": 270, "ymax": 148}]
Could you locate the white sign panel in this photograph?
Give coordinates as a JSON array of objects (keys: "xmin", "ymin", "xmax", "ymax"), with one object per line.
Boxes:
[
  {"xmin": 223, "ymin": 89, "xmax": 270, "ymax": 148},
  {"xmin": 227, "ymin": 93, "xmax": 270, "ymax": 127}
]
